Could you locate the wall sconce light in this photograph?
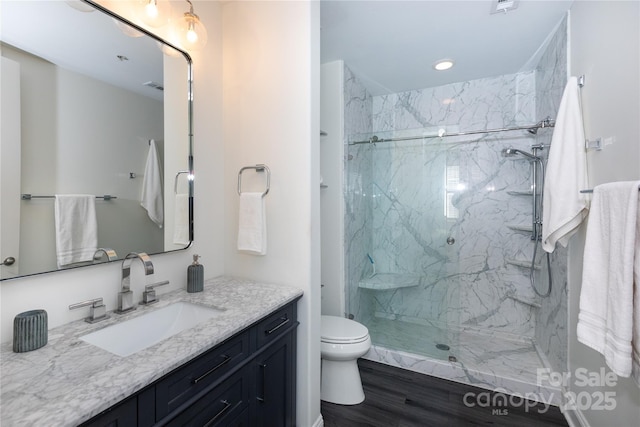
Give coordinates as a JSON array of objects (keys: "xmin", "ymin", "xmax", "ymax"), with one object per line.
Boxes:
[
  {"xmin": 177, "ymin": 0, "xmax": 207, "ymax": 51},
  {"xmin": 136, "ymin": 0, "xmax": 172, "ymax": 28},
  {"xmin": 65, "ymin": 1, "xmax": 96, "ymax": 12},
  {"xmin": 112, "ymin": 18, "xmax": 145, "ymax": 38}
]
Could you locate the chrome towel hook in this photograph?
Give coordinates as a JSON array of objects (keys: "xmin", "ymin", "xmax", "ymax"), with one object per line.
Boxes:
[{"xmin": 238, "ymin": 164, "xmax": 271, "ymax": 197}]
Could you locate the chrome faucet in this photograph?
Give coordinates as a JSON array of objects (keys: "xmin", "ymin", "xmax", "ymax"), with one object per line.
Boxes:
[
  {"xmin": 69, "ymin": 297, "xmax": 109, "ymax": 323},
  {"xmin": 93, "ymin": 248, "xmax": 118, "ymax": 263},
  {"xmin": 117, "ymin": 252, "xmax": 154, "ymax": 314}
]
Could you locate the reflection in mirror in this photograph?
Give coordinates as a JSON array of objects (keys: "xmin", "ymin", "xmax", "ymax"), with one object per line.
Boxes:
[{"xmin": 0, "ymin": 1, "xmax": 193, "ymax": 280}]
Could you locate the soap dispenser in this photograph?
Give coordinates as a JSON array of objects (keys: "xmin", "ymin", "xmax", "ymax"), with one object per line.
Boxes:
[{"xmin": 187, "ymin": 254, "xmax": 204, "ymax": 293}]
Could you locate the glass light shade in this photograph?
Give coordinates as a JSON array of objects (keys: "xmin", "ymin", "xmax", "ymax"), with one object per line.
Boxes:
[
  {"xmin": 177, "ymin": 12, "xmax": 208, "ymax": 51},
  {"xmin": 136, "ymin": 0, "xmax": 172, "ymax": 28},
  {"xmin": 65, "ymin": 1, "xmax": 95, "ymax": 12},
  {"xmin": 157, "ymin": 41, "xmax": 183, "ymax": 57},
  {"xmin": 112, "ymin": 18, "xmax": 145, "ymax": 38}
]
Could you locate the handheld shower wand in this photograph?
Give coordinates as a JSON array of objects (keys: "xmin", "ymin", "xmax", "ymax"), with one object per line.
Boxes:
[{"xmin": 502, "ymin": 147, "xmax": 552, "ymax": 297}]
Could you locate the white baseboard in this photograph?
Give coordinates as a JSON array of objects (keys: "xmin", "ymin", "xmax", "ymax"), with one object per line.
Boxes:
[{"xmin": 311, "ymin": 414, "xmax": 324, "ymax": 427}]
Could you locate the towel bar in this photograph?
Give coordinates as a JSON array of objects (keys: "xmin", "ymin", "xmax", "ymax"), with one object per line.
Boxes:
[
  {"xmin": 581, "ymin": 187, "xmax": 640, "ymax": 194},
  {"xmin": 21, "ymin": 194, "xmax": 116, "ymax": 200},
  {"xmin": 238, "ymin": 164, "xmax": 270, "ymax": 197}
]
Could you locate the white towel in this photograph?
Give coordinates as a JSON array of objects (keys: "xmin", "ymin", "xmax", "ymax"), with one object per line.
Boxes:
[
  {"xmin": 542, "ymin": 76, "xmax": 590, "ymax": 253},
  {"xmin": 173, "ymin": 193, "xmax": 190, "ymax": 245},
  {"xmin": 237, "ymin": 192, "xmax": 267, "ymax": 255},
  {"xmin": 577, "ymin": 181, "xmax": 640, "ymax": 377},
  {"xmin": 54, "ymin": 194, "xmax": 98, "ymax": 268},
  {"xmin": 141, "ymin": 140, "xmax": 163, "ymax": 228}
]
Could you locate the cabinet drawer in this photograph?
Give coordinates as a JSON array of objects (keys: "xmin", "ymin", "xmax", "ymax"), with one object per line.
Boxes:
[
  {"xmin": 226, "ymin": 408, "xmax": 249, "ymax": 426},
  {"xmin": 254, "ymin": 303, "xmax": 296, "ymax": 350},
  {"xmin": 166, "ymin": 371, "xmax": 249, "ymax": 427},
  {"xmin": 155, "ymin": 331, "xmax": 250, "ymax": 420},
  {"xmin": 80, "ymin": 396, "xmax": 137, "ymax": 427}
]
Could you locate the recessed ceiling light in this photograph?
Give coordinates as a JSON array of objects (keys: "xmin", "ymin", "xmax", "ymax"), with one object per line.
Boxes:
[{"xmin": 434, "ymin": 59, "xmax": 455, "ymax": 71}]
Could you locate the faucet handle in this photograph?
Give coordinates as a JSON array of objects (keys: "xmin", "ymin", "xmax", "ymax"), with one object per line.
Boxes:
[
  {"xmin": 69, "ymin": 297, "xmax": 109, "ymax": 324},
  {"xmin": 141, "ymin": 280, "xmax": 170, "ymax": 305}
]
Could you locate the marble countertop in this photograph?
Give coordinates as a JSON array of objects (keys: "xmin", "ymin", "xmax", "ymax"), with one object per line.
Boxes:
[{"xmin": 0, "ymin": 276, "xmax": 303, "ymax": 427}]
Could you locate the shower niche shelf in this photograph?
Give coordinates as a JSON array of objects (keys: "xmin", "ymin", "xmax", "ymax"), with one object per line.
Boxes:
[
  {"xmin": 506, "ymin": 293, "xmax": 541, "ymax": 309},
  {"xmin": 506, "ymin": 258, "xmax": 541, "ymax": 270},
  {"xmin": 359, "ymin": 273, "xmax": 422, "ymax": 290},
  {"xmin": 506, "ymin": 223, "xmax": 533, "ymax": 233},
  {"xmin": 507, "ymin": 190, "xmax": 534, "ymax": 196}
]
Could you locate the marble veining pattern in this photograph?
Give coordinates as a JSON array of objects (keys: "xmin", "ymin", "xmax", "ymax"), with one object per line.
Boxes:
[
  {"xmin": 362, "ymin": 72, "xmax": 540, "ymax": 339},
  {"xmin": 0, "ymin": 277, "xmax": 303, "ymax": 427},
  {"xmin": 342, "ymin": 16, "xmax": 568, "ymax": 402},
  {"xmin": 344, "ymin": 64, "xmax": 374, "ymax": 325}
]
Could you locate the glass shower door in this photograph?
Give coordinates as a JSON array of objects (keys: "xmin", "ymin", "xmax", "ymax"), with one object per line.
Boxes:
[{"xmin": 345, "ymin": 133, "xmax": 461, "ymax": 362}]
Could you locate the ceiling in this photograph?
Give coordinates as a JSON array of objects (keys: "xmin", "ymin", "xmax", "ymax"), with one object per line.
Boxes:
[
  {"xmin": 321, "ymin": 0, "xmax": 574, "ymax": 95},
  {"xmin": 1, "ymin": 1, "xmax": 165, "ymax": 101},
  {"xmin": 2, "ymin": 1, "xmax": 574, "ymax": 101}
]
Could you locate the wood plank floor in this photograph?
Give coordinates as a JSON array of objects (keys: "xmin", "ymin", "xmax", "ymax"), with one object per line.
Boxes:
[{"xmin": 321, "ymin": 359, "xmax": 569, "ymax": 427}]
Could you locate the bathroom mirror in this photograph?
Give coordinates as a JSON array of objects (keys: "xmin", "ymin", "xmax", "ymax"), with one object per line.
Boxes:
[{"xmin": 0, "ymin": 0, "xmax": 193, "ymax": 280}]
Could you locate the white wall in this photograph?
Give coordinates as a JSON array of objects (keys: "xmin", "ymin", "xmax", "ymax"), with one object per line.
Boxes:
[
  {"xmin": 567, "ymin": 1, "xmax": 640, "ymax": 426},
  {"xmin": 221, "ymin": 2, "xmax": 321, "ymax": 426},
  {"xmin": 320, "ymin": 61, "xmax": 346, "ymax": 316}
]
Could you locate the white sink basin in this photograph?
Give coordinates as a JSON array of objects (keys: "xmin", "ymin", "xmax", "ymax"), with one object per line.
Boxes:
[{"xmin": 80, "ymin": 302, "xmax": 224, "ymax": 357}]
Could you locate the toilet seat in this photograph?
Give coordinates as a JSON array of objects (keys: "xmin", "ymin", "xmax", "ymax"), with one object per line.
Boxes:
[{"xmin": 321, "ymin": 315, "xmax": 369, "ymax": 344}]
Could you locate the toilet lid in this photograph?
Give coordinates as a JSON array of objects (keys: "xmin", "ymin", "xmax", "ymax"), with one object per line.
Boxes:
[{"xmin": 321, "ymin": 315, "xmax": 369, "ymax": 343}]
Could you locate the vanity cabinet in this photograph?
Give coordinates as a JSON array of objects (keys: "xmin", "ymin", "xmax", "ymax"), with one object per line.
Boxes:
[
  {"xmin": 250, "ymin": 306, "xmax": 297, "ymax": 427},
  {"xmin": 81, "ymin": 300, "xmax": 299, "ymax": 427}
]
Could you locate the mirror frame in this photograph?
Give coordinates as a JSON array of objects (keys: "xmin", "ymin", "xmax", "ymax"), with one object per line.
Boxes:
[{"xmin": 1, "ymin": 0, "xmax": 194, "ymax": 281}]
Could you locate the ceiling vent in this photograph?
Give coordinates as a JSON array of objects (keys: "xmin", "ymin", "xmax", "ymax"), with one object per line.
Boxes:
[
  {"xmin": 143, "ymin": 81, "xmax": 164, "ymax": 91},
  {"xmin": 490, "ymin": 0, "xmax": 519, "ymax": 14}
]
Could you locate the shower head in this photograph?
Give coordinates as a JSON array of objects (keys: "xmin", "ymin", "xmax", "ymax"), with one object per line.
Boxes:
[
  {"xmin": 527, "ymin": 117, "xmax": 555, "ymax": 135},
  {"xmin": 501, "ymin": 147, "xmax": 539, "ymax": 161}
]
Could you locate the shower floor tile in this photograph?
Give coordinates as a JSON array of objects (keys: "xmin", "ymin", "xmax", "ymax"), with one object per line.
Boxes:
[
  {"xmin": 365, "ymin": 317, "xmax": 559, "ymax": 403},
  {"xmin": 367, "ymin": 316, "xmax": 452, "ymax": 361}
]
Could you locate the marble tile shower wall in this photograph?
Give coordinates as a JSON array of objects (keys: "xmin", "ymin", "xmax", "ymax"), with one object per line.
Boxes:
[
  {"xmin": 344, "ymin": 65, "xmax": 373, "ymax": 324},
  {"xmin": 533, "ymin": 16, "xmax": 568, "ymax": 375},
  {"xmin": 354, "ymin": 72, "xmax": 545, "ymax": 341}
]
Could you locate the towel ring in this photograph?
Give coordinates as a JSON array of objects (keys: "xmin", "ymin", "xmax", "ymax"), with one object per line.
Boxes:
[
  {"xmin": 174, "ymin": 170, "xmax": 189, "ymax": 194},
  {"xmin": 238, "ymin": 164, "xmax": 270, "ymax": 197}
]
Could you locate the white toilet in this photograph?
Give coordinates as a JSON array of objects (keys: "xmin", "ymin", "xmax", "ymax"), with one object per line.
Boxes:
[{"xmin": 320, "ymin": 315, "xmax": 372, "ymax": 405}]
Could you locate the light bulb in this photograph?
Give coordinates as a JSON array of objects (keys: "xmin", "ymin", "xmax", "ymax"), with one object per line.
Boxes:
[
  {"xmin": 145, "ymin": 2, "xmax": 158, "ymax": 19},
  {"xmin": 187, "ymin": 27, "xmax": 198, "ymax": 44},
  {"xmin": 433, "ymin": 59, "xmax": 455, "ymax": 71},
  {"xmin": 178, "ymin": 11, "xmax": 207, "ymax": 51},
  {"xmin": 136, "ymin": 0, "xmax": 171, "ymax": 28}
]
